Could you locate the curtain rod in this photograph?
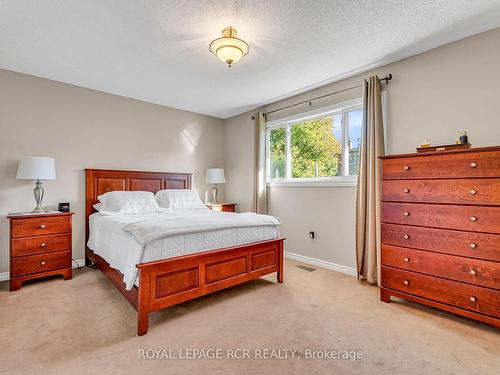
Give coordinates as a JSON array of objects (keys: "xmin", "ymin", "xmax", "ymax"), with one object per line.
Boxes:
[{"xmin": 251, "ymin": 74, "xmax": 392, "ymax": 120}]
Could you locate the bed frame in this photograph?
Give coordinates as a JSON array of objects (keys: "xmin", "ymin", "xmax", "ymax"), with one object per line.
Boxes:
[{"xmin": 84, "ymin": 169, "xmax": 284, "ymax": 336}]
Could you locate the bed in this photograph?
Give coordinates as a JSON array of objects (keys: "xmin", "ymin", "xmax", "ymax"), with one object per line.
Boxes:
[{"xmin": 84, "ymin": 169, "xmax": 284, "ymax": 335}]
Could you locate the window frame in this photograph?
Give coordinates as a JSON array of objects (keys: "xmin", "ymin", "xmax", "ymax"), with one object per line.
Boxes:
[{"xmin": 265, "ymin": 95, "xmax": 386, "ymax": 187}]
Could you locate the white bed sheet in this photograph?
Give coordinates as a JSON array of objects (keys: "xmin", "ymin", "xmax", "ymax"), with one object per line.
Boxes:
[{"xmin": 87, "ymin": 210, "xmax": 279, "ymax": 290}]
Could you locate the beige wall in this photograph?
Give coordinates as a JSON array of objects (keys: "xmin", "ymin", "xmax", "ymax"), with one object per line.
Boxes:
[
  {"xmin": 0, "ymin": 69, "xmax": 225, "ymax": 273},
  {"xmin": 224, "ymin": 27, "xmax": 500, "ymax": 270}
]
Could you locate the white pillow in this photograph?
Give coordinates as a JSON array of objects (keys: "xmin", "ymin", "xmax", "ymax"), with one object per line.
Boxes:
[
  {"xmin": 97, "ymin": 191, "xmax": 160, "ymax": 214},
  {"xmin": 155, "ymin": 189, "xmax": 207, "ymax": 210}
]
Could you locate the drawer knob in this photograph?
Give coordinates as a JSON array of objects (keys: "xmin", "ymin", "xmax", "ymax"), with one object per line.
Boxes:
[
  {"xmin": 470, "ymin": 242, "xmax": 477, "ymax": 249},
  {"xmin": 41, "ymin": 243, "xmax": 46, "ymax": 247},
  {"xmin": 469, "ymin": 189, "xmax": 477, "ymax": 195},
  {"xmin": 40, "ymin": 261, "xmax": 46, "ymax": 266},
  {"xmin": 403, "ymin": 280, "xmax": 410, "ymax": 285},
  {"xmin": 403, "ymin": 188, "xmax": 410, "ymax": 193},
  {"xmin": 403, "ymin": 211, "xmax": 410, "ymax": 216},
  {"xmin": 470, "ymin": 296, "xmax": 477, "ymax": 302},
  {"xmin": 470, "ymin": 162, "xmax": 477, "ymax": 168},
  {"xmin": 403, "ymin": 257, "xmax": 410, "ymax": 262},
  {"xmin": 470, "ymin": 269, "xmax": 477, "ymax": 276},
  {"xmin": 403, "ymin": 234, "xmax": 410, "ymax": 240},
  {"xmin": 40, "ymin": 224, "xmax": 46, "ymax": 229},
  {"xmin": 470, "ymin": 216, "xmax": 477, "ymax": 222},
  {"xmin": 403, "ymin": 165, "xmax": 410, "ymax": 171}
]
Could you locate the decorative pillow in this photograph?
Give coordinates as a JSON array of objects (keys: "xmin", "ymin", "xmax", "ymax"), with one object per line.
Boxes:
[
  {"xmin": 155, "ymin": 189, "xmax": 207, "ymax": 210},
  {"xmin": 93, "ymin": 203, "xmax": 103, "ymax": 212},
  {"xmin": 97, "ymin": 191, "xmax": 160, "ymax": 214}
]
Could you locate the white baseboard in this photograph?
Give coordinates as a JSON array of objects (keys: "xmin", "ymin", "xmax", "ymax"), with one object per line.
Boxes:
[
  {"xmin": 0, "ymin": 258, "xmax": 87, "ymax": 282},
  {"xmin": 284, "ymin": 251, "xmax": 357, "ymax": 277}
]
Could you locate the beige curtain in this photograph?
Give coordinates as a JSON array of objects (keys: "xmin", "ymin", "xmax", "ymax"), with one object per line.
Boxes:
[
  {"xmin": 254, "ymin": 112, "xmax": 268, "ymax": 214},
  {"xmin": 356, "ymin": 76, "xmax": 385, "ymax": 284}
]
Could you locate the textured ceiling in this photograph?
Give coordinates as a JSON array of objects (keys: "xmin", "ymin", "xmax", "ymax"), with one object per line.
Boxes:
[{"xmin": 1, "ymin": 0, "xmax": 500, "ymax": 118}]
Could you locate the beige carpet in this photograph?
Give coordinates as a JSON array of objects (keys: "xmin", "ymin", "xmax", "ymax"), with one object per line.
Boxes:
[{"xmin": 0, "ymin": 259, "xmax": 498, "ymax": 375}]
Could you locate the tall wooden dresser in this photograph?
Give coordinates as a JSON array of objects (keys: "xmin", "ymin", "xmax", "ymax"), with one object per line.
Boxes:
[{"xmin": 380, "ymin": 146, "xmax": 500, "ymax": 328}]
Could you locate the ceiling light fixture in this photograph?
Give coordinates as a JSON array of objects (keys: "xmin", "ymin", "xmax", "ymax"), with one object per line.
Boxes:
[{"xmin": 209, "ymin": 26, "xmax": 249, "ymax": 68}]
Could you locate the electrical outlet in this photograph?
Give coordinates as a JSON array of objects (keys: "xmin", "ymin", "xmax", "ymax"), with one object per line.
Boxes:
[{"xmin": 309, "ymin": 231, "xmax": 315, "ymax": 239}]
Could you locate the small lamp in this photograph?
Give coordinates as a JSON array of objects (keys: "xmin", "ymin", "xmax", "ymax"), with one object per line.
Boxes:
[
  {"xmin": 206, "ymin": 168, "xmax": 225, "ymax": 204},
  {"xmin": 16, "ymin": 156, "xmax": 56, "ymax": 213}
]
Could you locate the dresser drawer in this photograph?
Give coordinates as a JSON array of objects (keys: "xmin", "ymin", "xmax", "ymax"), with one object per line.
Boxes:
[
  {"xmin": 381, "ymin": 266, "xmax": 500, "ymax": 318},
  {"xmin": 11, "ymin": 215, "xmax": 71, "ymax": 238},
  {"xmin": 381, "ymin": 202, "xmax": 500, "ymax": 234},
  {"xmin": 11, "ymin": 251, "xmax": 71, "ymax": 277},
  {"xmin": 381, "ymin": 150, "xmax": 500, "ymax": 180},
  {"xmin": 382, "ymin": 179, "xmax": 500, "ymax": 205},
  {"xmin": 381, "ymin": 245, "xmax": 500, "ymax": 290},
  {"xmin": 11, "ymin": 234, "xmax": 71, "ymax": 257},
  {"xmin": 381, "ymin": 224, "xmax": 500, "ymax": 261}
]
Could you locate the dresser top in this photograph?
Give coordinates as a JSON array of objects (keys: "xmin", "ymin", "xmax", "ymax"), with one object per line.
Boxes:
[
  {"xmin": 380, "ymin": 145, "xmax": 500, "ymax": 160},
  {"xmin": 7, "ymin": 211, "xmax": 74, "ymax": 219}
]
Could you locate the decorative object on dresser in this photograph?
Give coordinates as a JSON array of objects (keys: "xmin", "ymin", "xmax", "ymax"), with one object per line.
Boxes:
[
  {"xmin": 16, "ymin": 156, "xmax": 57, "ymax": 213},
  {"xmin": 58, "ymin": 202, "xmax": 70, "ymax": 212},
  {"xmin": 205, "ymin": 202, "xmax": 237, "ymax": 212},
  {"xmin": 380, "ymin": 146, "xmax": 500, "ymax": 328},
  {"xmin": 206, "ymin": 168, "xmax": 226, "ymax": 204},
  {"xmin": 7, "ymin": 212, "xmax": 73, "ymax": 291}
]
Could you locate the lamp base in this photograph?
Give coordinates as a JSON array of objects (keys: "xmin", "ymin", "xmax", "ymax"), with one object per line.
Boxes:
[
  {"xmin": 32, "ymin": 180, "xmax": 45, "ymax": 213},
  {"xmin": 210, "ymin": 183, "xmax": 219, "ymax": 204}
]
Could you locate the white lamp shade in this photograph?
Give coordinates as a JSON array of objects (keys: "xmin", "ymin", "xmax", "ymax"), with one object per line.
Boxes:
[
  {"xmin": 16, "ymin": 156, "xmax": 56, "ymax": 180},
  {"xmin": 206, "ymin": 168, "xmax": 225, "ymax": 184}
]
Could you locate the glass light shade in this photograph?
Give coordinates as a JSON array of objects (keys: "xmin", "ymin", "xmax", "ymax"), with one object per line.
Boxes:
[
  {"xmin": 206, "ymin": 168, "xmax": 226, "ymax": 184},
  {"xmin": 16, "ymin": 156, "xmax": 56, "ymax": 180},
  {"xmin": 209, "ymin": 27, "xmax": 249, "ymax": 66}
]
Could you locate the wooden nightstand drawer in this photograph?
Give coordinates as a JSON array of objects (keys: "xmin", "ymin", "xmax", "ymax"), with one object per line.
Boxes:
[
  {"xmin": 11, "ymin": 250, "xmax": 71, "ymax": 277},
  {"xmin": 206, "ymin": 203, "xmax": 237, "ymax": 212},
  {"xmin": 11, "ymin": 234, "xmax": 71, "ymax": 257},
  {"xmin": 11, "ymin": 215, "xmax": 71, "ymax": 238}
]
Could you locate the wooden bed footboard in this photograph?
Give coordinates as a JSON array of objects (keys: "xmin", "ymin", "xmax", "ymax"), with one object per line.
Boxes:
[
  {"xmin": 86, "ymin": 238, "xmax": 284, "ymax": 336},
  {"xmin": 136, "ymin": 238, "xmax": 284, "ymax": 335}
]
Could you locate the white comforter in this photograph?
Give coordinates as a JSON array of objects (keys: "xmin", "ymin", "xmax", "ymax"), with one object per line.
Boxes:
[
  {"xmin": 123, "ymin": 211, "xmax": 280, "ymax": 246},
  {"xmin": 87, "ymin": 209, "xmax": 280, "ymax": 290}
]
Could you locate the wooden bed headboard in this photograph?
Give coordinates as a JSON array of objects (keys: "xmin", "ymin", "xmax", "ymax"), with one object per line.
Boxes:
[{"xmin": 85, "ymin": 169, "xmax": 192, "ymax": 241}]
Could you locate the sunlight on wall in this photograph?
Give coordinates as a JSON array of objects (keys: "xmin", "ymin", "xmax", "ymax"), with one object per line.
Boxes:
[{"xmin": 180, "ymin": 123, "xmax": 202, "ymax": 153}]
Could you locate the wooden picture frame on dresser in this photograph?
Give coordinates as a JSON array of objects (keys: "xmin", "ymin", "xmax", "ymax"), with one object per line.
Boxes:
[
  {"xmin": 379, "ymin": 146, "xmax": 500, "ymax": 328},
  {"xmin": 7, "ymin": 212, "xmax": 74, "ymax": 291}
]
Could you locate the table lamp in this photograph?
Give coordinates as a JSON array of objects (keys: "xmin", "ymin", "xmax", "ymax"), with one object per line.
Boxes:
[
  {"xmin": 206, "ymin": 168, "xmax": 225, "ymax": 204},
  {"xmin": 16, "ymin": 156, "xmax": 56, "ymax": 213}
]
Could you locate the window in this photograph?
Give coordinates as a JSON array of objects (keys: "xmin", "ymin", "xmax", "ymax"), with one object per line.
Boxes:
[{"xmin": 266, "ymin": 99, "xmax": 364, "ymax": 186}]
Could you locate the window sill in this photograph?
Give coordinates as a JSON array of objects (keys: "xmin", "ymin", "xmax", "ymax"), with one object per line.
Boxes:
[{"xmin": 267, "ymin": 177, "xmax": 358, "ymax": 187}]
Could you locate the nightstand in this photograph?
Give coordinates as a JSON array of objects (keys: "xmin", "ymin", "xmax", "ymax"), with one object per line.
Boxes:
[
  {"xmin": 7, "ymin": 212, "xmax": 74, "ymax": 291},
  {"xmin": 205, "ymin": 203, "xmax": 237, "ymax": 212}
]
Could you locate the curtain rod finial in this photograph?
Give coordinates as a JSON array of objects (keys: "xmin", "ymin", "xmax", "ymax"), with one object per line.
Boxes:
[{"xmin": 251, "ymin": 115, "xmax": 256, "ymax": 120}]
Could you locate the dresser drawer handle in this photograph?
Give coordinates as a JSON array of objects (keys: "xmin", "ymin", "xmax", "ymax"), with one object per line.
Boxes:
[
  {"xmin": 470, "ymin": 243, "xmax": 477, "ymax": 249},
  {"xmin": 40, "ymin": 224, "xmax": 46, "ymax": 229},
  {"xmin": 403, "ymin": 188, "xmax": 410, "ymax": 193},
  {"xmin": 41, "ymin": 243, "xmax": 46, "ymax": 247},
  {"xmin": 470, "ymin": 296, "xmax": 477, "ymax": 302},
  {"xmin": 403, "ymin": 234, "xmax": 409, "ymax": 240},
  {"xmin": 469, "ymin": 189, "xmax": 477, "ymax": 195},
  {"xmin": 403, "ymin": 165, "xmax": 410, "ymax": 171},
  {"xmin": 470, "ymin": 162, "xmax": 477, "ymax": 168},
  {"xmin": 470, "ymin": 269, "xmax": 477, "ymax": 276},
  {"xmin": 470, "ymin": 216, "xmax": 477, "ymax": 222},
  {"xmin": 403, "ymin": 211, "xmax": 410, "ymax": 216},
  {"xmin": 403, "ymin": 280, "xmax": 410, "ymax": 285},
  {"xmin": 40, "ymin": 261, "xmax": 46, "ymax": 266},
  {"xmin": 403, "ymin": 257, "xmax": 410, "ymax": 262}
]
